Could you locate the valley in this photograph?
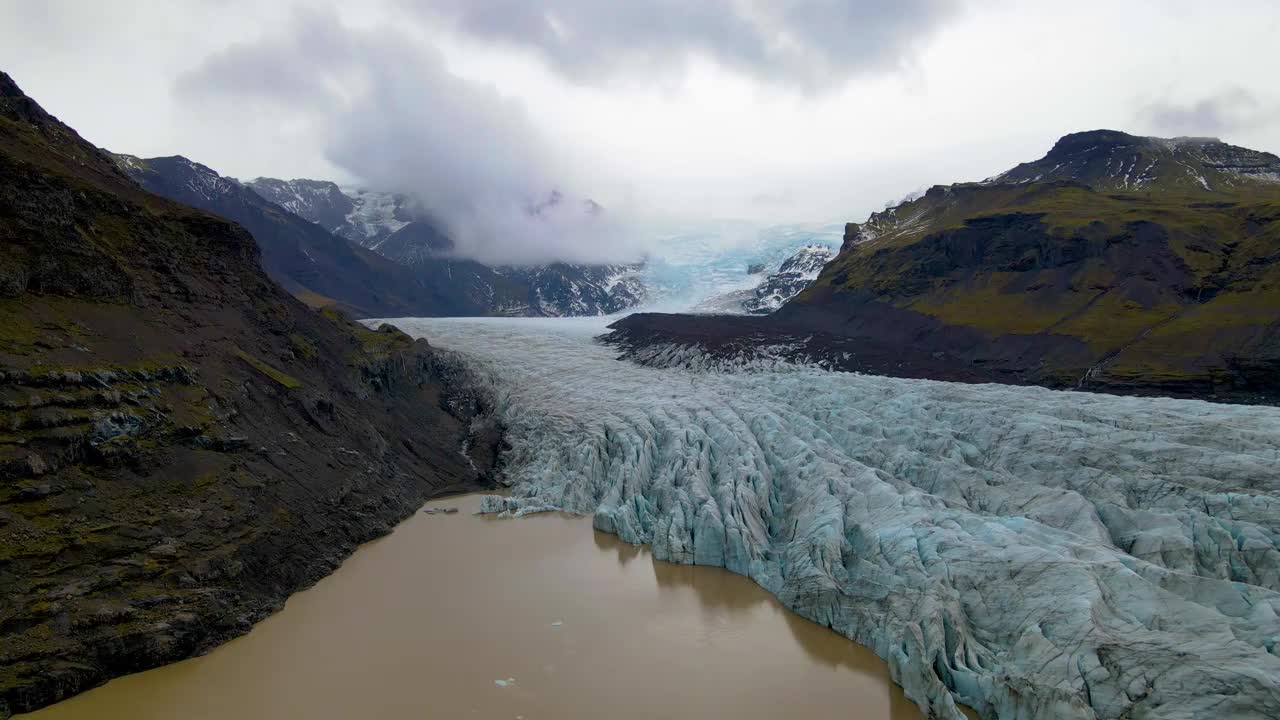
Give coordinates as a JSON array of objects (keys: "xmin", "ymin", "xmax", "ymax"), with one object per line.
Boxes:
[{"xmin": 4, "ymin": 7, "xmax": 1280, "ymax": 717}]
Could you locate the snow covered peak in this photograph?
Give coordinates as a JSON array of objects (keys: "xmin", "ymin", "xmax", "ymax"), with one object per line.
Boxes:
[
  {"xmin": 246, "ymin": 177, "xmax": 413, "ymax": 248},
  {"xmin": 247, "ymin": 177, "xmax": 353, "ymax": 226}
]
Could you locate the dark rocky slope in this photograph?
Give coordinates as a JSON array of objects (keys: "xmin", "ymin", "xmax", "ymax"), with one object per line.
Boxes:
[
  {"xmin": 0, "ymin": 72, "xmax": 499, "ymax": 717},
  {"xmin": 606, "ymin": 133, "xmax": 1280, "ymax": 403}
]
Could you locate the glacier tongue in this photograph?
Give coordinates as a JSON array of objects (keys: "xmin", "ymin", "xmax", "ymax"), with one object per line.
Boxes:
[{"xmin": 389, "ymin": 316, "xmax": 1280, "ymax": 720}]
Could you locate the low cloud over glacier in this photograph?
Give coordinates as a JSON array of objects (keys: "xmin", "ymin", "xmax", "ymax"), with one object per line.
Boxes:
[{"xmin": 178, "ymin": 7, "xmax": 644, "ymax": 266}]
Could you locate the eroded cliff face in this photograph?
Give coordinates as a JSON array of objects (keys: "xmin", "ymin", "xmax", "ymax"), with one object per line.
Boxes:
[{"xmin": 0, "ymin": 72, "xmax": 499, "ymax": 717}]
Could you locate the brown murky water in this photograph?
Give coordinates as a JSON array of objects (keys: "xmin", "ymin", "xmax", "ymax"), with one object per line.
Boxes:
[{"xmin": 24, "ymin": 494, "xmax": 924, "ymax": 720}]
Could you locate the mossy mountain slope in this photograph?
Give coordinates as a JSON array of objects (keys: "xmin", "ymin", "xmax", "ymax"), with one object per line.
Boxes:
[
  {"xmin": 609, "ymin": 132, "xmax": 1280, "ymax": 402},
  {"xmin": 0, "ymin": 72, "xmax": 498, "ymax": 717},
  {"xmin": 806, "ymin": 170, "xmax": 1280, "ymax": 396}
]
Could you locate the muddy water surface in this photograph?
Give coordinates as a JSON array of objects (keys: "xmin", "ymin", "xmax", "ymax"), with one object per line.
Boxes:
[{"xmin": 24, "ymin": 494, "xmax": 923, "ymax": 720}]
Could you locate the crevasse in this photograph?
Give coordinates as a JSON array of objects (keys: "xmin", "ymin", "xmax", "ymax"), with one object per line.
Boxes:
[{"xmin": 388, "ymin": 316, "xmax": 1280, "ymax": 720}]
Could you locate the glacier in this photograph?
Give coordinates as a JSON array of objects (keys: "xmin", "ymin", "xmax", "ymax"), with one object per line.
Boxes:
[
  {"xmin": 636, "ymin": 221, "xmax": 843, "ymax": 312},
  {"xmin": 385, "ymin": 316, "xmax": 1280, "ymax": 720}
]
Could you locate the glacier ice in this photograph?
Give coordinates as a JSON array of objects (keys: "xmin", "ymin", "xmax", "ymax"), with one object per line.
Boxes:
[
  {"xmin": 388, "ymin": 316, "xmax": 1280, "ymax": 720},
  {"xmin": 633, "ymin": 221, "xmax": 842, "ymax": 313},
  {"xmin": 693, "ymin": 244, "xmax": 837, "ymax": 315}
]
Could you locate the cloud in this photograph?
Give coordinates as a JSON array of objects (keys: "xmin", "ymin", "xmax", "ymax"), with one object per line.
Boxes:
[
  {"xmin": 1139, "ymin": 88, "xmax": 1277, "ymax": 137},
  {"xmin": 404, "ymin": 0, "xmax": 959, "ymax": 89},
  {"xmin": 748, "ymin": 188, "xmax": 798, "ymax": 209},
  {"xmin": 177, "ymin": 7, "xmax": 642, "ymax": 266},
  {"xmin": 172, "ymin": 1, "xmax": 965, "ymax": 262}
]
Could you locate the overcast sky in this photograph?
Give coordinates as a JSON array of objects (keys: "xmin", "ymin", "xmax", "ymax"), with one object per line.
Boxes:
[{"xmin": 3, "ymin": 0, "xmax": 1279, "ymax": 261}]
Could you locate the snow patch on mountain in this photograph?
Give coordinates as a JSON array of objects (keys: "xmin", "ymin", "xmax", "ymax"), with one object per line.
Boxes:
[
  {"xmin": 247, "ymin": 177, "xmax": 414, "ymax": 247},
  {"xmin": 340, "ymin": 187, "xmax": 412, "ymax": 246},
  {"xmin": 742, "ymin": 245, "xmax": 834, "ymax": 313},
  {"xmin": 499, "ymin": 263, "xmax": 648, "ymax": 317},
  {"xmin": 694, "ymin": 244, "xmax": 835, "ymax": 314},
  {"xmin": 167, "ymin": 157, "xmax": 241, "ymax": 201},
  {"xmin": 111, "ymin": 153, "xmax": 149, "ymax": 174}
]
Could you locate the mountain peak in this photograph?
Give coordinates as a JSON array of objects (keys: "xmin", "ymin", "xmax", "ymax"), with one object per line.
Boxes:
[
  {"xmin": 1046, "ymin": 129, "xmax": 1142, "ymax": 155},
  {"xmin": 1046, "ymin": 129, "xmax": 1228, "ymax": 158},
  {"xmin": 992, "ymin": 129, "xmax": 1280, "ymax": 192},
  {"xmin": 0, "ymin": 71, "xmax": 45, "ymax": 122},
  {"xmin": 161, "ymin": 154, "xmax": 222, "ymax": 177},
  {"xmin": 246, "ymin": 176, "xmax": 411, "ymax": 246},
  {"xmin": 0, "ymin": 70, "xmax": 23, "ymax": 98}
]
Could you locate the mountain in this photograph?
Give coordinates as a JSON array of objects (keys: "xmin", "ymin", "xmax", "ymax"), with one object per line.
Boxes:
[
  {"xmin": 504, "ymin": 262, "xmax": 646, "ymax": 316},
  {"xmin": 742, "ymin": 245, "xmax": 834, "ymax": 313},
  {"xmin": 988, "ymin": 129, "xmax": 1280, "ymax": 191},
  {"xmin": 123, "ymin": 162, "xmax": 645, "ymax": 317},
  {"xmin": 247, "ymin": 176, "xmax": 648, "ymax": 316},
  {"xmin": 0, "ymin": 72, "xmax": 499, "ymax": 716},
  {"xmin": 353, "ymin": 226, "xmax": 645, "ymax": 317},
  {"xmin": 112, "ymin": 159, "xmax": 531, "ymax": 317},
  {"xmin": 364, "ymin": 217, "xmax": 455, "ymax": 265},
  {"xmin": 246, "ymin": 178, "xmax": 413, "ymax": 248},
  {"xmin": 110, "ymin": 155, "xmax": 478, "ymax": 317},
  {"xmin": 694, "ymin": 244, "xmax": 835, "ymax": 314},
  {"xmin": 607, "ymin": 131, "xmax": 1280, "ymax": 403}
]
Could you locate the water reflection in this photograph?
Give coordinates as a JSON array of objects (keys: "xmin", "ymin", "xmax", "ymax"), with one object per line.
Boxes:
[
  {"xmin": 592, "ymin": 525, "xmax": 976, "ymax": 720},
  {"xmin": 596, "ymin": 527, "xmax": 890, "ymax": 673}
]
